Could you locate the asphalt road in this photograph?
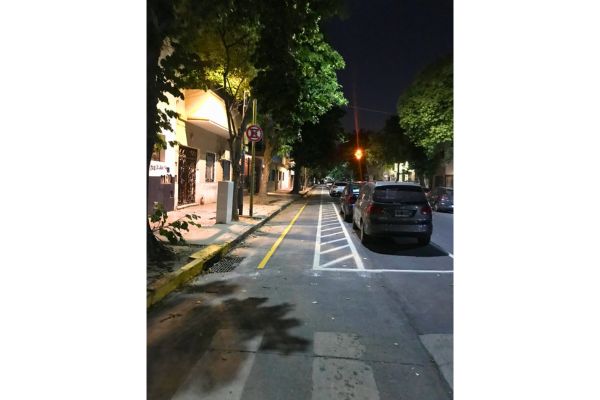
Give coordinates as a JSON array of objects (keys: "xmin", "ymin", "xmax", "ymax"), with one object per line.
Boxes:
[{"xmin": 148, "ymin": 185, "xmax": 454, "ymax": 400}]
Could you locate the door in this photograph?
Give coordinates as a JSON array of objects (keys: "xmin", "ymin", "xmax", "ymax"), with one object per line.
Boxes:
[{"xmin": 177, "ymin": 145, "xmax": 197, "ymax": 205}]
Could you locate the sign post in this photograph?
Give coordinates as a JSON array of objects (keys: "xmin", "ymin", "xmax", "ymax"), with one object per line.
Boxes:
[{"xmin": 244, "ymin": 101, "xmax": 263, "ymax": 217}]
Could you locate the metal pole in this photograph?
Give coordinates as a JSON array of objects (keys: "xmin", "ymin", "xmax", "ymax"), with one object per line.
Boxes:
[
  {"xmin": 239, "ymin": 92, "xmax": 249, "ymax": 216},
  {"xmin": 249, "ymin": 99, "xmax": 257, "ymax": 217}
]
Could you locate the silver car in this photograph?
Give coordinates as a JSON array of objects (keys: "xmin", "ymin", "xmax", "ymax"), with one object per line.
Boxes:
[
  {"xmin": 329, "ymin": 182, "xmax": 347, "ymax": 197},
  {"xmin": 353, "ymin": 181, "xmax": 433, "ymax": 245}
]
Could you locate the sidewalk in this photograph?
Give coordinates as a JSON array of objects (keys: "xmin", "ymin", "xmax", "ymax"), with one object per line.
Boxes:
[{"xmin": 147, "ymin": 187, "xmax": 313, "ymax": 308}]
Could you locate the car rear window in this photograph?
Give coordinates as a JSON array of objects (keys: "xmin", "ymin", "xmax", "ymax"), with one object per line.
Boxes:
[
  {"xmin": 373, "ymin": 186, "xmax": 426, "ymax": 203},
  {"xmin": 335, "ymin": 182, "xmax": 346, "ymax": 186}
]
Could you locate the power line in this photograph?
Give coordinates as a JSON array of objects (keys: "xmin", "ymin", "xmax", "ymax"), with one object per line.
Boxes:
[{"xmin": 346, "ymin": 105, "xmax": 395, "ymax": 115}]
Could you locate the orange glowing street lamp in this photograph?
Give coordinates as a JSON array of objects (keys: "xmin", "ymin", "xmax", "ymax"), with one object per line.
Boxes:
[{"xmin": 354, "ymin": 148, "xmax": 363, "ymax": 160}]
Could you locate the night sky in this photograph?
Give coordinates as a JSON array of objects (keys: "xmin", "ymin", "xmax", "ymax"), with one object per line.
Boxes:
[{"xmin": 323, "ymin": 0, "xmax": 453, "ymax": 133}]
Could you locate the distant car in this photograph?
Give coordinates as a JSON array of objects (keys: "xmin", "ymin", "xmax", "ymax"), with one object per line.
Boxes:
[
  {"xmin": 353, "ymin": 181, "xmax": 433, "ymax": 245},
  {"xmin": 325, "ymin": 180, "xmax": 334, "ymax": 188},
  {"xmin": 429, "ymin": 187, "xmax": 453, "ymax": 213},
  {"xmin": 339, "ymin": 182, "xmax": 366, "ymax": 222},
  {"xmin": 329, "ymin": 182, "xmax": 347, "ymax": 197}
]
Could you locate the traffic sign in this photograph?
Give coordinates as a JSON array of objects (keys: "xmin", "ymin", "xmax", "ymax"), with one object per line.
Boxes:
[{"xmin": 245, "ymin": 124, "xmax": 263, "ymax": 142}]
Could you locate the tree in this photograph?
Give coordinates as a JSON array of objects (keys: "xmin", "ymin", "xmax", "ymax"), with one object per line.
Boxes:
[
  {"xmin": 397, "ymin": 55, "xmax": 453, "ymax": 159},
  {"xmin": 367, "ymin": 116, "xmax": 442, "ymax": 185},
  {"xmin": 251, "ymin": 0, "xmax": 347, "ymax": 195},
  {"xmin": 291, "ymin": 107, "xmax": 347, "ymax": 190}
]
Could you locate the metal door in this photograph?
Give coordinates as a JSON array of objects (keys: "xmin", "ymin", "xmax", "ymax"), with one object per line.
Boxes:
[{"xmin": 177, "ymin": 145, "xmax": 197, "ymax": 205}]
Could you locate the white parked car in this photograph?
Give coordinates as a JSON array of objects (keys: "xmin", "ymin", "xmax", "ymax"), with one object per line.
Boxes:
[{"xmin": 329, "ymin": 182, "xmax": 347, "ymax": 197}]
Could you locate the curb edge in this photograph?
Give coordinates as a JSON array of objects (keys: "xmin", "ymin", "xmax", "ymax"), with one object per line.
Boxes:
[{"xmin": 147, "ymin": 192, "xmax": 311, "ymax": 309}]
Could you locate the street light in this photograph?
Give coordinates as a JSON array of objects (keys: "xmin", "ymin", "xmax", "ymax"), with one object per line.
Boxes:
[{"xmin": 354, "ymin": 148, "xmax": 363, "ymax": 181}]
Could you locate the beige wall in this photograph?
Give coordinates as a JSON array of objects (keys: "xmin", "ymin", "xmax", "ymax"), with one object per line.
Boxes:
[{"xmin": 153, "ymin": 89, "xmax": 234, "ymax": 207}]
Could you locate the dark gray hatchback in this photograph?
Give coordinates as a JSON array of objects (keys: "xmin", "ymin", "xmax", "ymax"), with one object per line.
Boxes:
[{"xmin": 352, "ymin": 181, "xmax": 433, "ymax": 245}]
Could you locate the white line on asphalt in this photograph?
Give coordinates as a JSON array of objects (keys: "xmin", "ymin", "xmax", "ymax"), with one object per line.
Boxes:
[
  {"xmin": 312, "ymin": 332, "xmax": 380, "ymax": 400},
  {"xmin": 320, "ymin": 244, "xmax": 350, "ymax": 254},
  {"xmin": 320, "ymin": 231, "xmax": 344, "ymax": 238},
  {"xmin": 312, "ymin": 193, "xmax": 323, "ymax": 269},
  {"xmin": 313, "ymin": 268, "xmax": 454, "ymax": 274},
  {"xmin": 318, "ymin": 254, "xmax": 354, "ymax": 268},
  {"xmin": 321, "ymin": 238, "xmax": 346, "ymax": 245},
  {"xmin": 321, "ymin": 226, "xmax": 341, "ymax": 232},
  {"xmin": 331, "ymin": 203, "xmax": 365, "ymax": 270},
  {"xmin": 430, "ymin": 242, "xmax": 454, "ymax": 259},
  {"xmin": 320, "ymin": 222, "xmax": 339, "ymax": 227},
  {"xmin": 172, "ymin": 330, "xmax": 263, "ymax": 400}
]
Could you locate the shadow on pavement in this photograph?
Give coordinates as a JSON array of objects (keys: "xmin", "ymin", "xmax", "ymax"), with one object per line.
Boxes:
[
  {"xmin": 360, "ymin": 236, "xmax": 449, "ymax": 257},
  {"xmin": 147, "ymin": 280, "xmax": 309, "ymax": 400}
]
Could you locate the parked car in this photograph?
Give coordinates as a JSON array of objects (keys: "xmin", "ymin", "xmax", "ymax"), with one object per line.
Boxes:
[
  {"xmin": 339, "ymin": 181, "xmax": 366, "ymax": 222},
  {"xmin": 429, "ymin": 187, "xmax": 453, "ymax": 213},
  {"xmin": 329, "ymin": 182, "xmax": 347, "ymax": 197},
  {"xmin": 353, "ymin": 181, "xmax": 432, "ymax": 245}
]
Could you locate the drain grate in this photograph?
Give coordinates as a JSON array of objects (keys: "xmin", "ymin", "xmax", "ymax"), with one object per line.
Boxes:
[{"xmin": 207, "ymin": 256, "xmax": 244, "ymax": 273}]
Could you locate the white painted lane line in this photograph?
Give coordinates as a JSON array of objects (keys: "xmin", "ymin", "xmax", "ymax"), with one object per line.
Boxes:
[
  {"xmin": 312, "ymin": 201, "xmax": 323, "ymax": 269},
  {"xmin": 321, "ymin": 226, "xmax": 341, "ymax": 232},
  {"xmin": 313, "ymin": 268, "xmax": 454, "ymax": 273},
  {"xmin": 430, "ymin": 242, "xmax": 454, "ymax": 259},
  {"xmin": 331, "ymin": 203, "xmax": 365, "ymax": 270},
  {"xmin": 321, "ymin": 231, "xmax": 344, "ymax": 238},
  {"xmin": 318, "ymin": 254, "xmax": 354, "ymax": 268},
  {"xmin": 312, "ymin": 332, "xmax": 380, "ymax": 400},
  {"xmin": 172, "ymin": 330, "xmax": 263, "ymax": 400},
  {"xmin": 321, "ymin": 238, "xmax": 346, "ymax": 245},
  {"xmin": 320, "ymin": 222, "xmax": 339, "ymax": 227},
  {"xmin": 320, "ymin": 244, "xmax": 349, "ymax": 255}
]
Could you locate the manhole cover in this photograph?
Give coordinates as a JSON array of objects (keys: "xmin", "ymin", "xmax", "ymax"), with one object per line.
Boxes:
[{"xmin": 207, "ymin": 256, "xmax": 244, "ymax": 273}]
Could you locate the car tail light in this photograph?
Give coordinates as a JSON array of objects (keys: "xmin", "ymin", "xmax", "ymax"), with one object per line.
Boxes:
[
  {"xmin": 421, "ymin": 204, "xmax": 432, "ymax": 215},
  {"xmin": 366, "ymin": 204, "xmax": 384, "ymax": 215},
  {"xmin": 348, "ymin": 195, "xmax": 357, "ymax": 204}
]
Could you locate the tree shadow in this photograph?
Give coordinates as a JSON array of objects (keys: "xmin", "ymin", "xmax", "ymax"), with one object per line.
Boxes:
[
  {"xmin": 361, "ymin": 236, "xmax": 449, "ymax": 257},
  {"xmin": 147, "ymin": 280, "xmax": 309, "ymax": 400}
]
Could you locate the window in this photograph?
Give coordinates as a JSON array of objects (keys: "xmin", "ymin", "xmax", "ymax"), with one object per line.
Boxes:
[
  {"xmin": 206, "ymin": 153, "xmax": 215, "ymax": 182},
  {"xmin": 270, "ymin": 169, "xmax": 276, "ymax": 182},
  {"xmin": 373, "ymin": 186, "xmax": 427, "ymax": 203},
  {"xmin": 221, "ymin": 159, "xmax": 231, "ymax": 181}
]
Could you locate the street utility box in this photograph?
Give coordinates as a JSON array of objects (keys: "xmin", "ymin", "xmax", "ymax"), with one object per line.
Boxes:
[{"xmin": 216, "ymin": 180, "xmax": 234, "ymax": 223}]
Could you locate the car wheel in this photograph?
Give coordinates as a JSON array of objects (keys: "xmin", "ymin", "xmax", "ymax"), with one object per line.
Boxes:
[
  {"xmin": 360, "ymin": 221, "xmax": 370, "ymax": 244},
  {"xmin": 417, "ymin": 235, "xmax": 431, "ymax": 246},
  {"xmin": 344, "ymin": 211, "xmax": 352, "ymax": 223}
]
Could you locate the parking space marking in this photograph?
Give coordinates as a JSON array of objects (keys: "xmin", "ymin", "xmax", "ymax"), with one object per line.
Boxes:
[
  {"xmin": 320, "ymin": 244, "xmax": 350, "ymax": 254},
  {"xmin": 312, "ymin": 268, "xmax": 454, "ymax": 274},
  {"xmin": 319, "ymin": 254, "xmax": 354, "ymax": 268},
  {"xmin": 313, "ymin": 197, "xmax": 364, "ymax": 270}
]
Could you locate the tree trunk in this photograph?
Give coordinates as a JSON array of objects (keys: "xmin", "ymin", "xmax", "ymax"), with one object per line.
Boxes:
[
  {"xmin": 257, "ymin": 133, "xmax": 272, "ymax": 204},
  {"xmin": 291, "ymin": 164, "xmax": 302, "ymax": 194}
]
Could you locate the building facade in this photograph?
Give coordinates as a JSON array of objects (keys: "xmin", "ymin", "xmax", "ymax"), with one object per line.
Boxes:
[{"xmin": 148, "ymin": 89, "xmax": 235, "ymax": 214}]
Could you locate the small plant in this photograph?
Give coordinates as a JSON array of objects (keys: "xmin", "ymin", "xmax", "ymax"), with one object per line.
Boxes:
[{"xmin": 149, "ymin": 203, "xmax": 201, "ymax": 245}]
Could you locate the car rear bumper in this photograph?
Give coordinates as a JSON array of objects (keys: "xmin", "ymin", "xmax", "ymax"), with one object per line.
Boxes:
[{"xmin": 366, "ymin": 222, "xmax": 432, "ymax": 237}]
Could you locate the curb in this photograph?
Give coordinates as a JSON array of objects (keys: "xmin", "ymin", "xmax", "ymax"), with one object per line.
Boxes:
[{"xmin": 147, "ymin": 187, "xmax": 314, "ymax": 309}]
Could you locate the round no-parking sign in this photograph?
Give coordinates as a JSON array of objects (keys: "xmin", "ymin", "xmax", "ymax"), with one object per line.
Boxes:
[{"xmin": 245, "ymin": 124, "xmax": 263, "ymax": 142}]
